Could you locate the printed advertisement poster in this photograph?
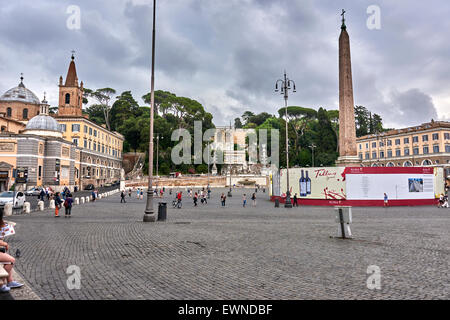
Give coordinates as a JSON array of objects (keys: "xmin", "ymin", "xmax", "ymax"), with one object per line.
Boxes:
[
  {"xmin": 345, "ymin": 168, "xmax": 435, "ymax": 200},
  {"xmin": 280, "ymin": 167, "xmax": 346, "ymax": 200}
]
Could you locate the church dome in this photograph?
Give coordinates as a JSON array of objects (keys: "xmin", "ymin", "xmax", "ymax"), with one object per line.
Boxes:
[
  {"xmin": 0, "ymin": 78, "xmax": 40, "ymax": 105},
  {"xmin": 25, "ymin": 115, "xmax": 61, "ymax": 132}
]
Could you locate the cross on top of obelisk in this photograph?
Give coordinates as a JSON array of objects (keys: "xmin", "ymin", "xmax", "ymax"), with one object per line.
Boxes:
[
  {"xmin": 71, "ymin": 50, "xmax": 76, "ymax": 60},
  {"xmin": 341, "ymin": 9, "xmax": 346, "ymax": 30}
]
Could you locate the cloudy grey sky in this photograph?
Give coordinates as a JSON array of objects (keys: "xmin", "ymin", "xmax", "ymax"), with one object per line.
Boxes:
[{"xmin": 0, "ymin": 0, "xmax": 449, "ymax": 128}]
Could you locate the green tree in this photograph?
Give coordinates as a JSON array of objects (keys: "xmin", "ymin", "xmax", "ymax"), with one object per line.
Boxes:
[
  {"xmin": 110, "ymin": 91, "xmax": 140, "ymax": 131},
  {"xmin": 234, "ymin": 118, "xmax": 243, "ymax": 128},
  {"xmin": 85, "ymin": 88, "xmax": 117, "ymax": 130}
]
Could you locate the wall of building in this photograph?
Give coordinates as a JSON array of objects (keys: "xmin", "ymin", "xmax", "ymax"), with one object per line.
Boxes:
[
  {"xmin": 0, "ymin": 101, "xmax": 39, "ymax": 122},
  {"xmin": 357, "ymin": 123, "xmax": 450, "ymax": 168}
]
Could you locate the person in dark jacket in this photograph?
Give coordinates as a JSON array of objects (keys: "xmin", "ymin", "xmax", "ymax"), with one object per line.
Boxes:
[
  {"xmin": 54, "ymin": 192, "xmax": 63, "ymax": 217},
  {"xmin": 39, "ymin": 189, "xmax": 46, "ymax": 202},
  {"xmin": 121, "ymin": 191, "xmax": 126, "ymax": 203},
  {"xmin": 64, "ymin": 194, "xmax": 74, "ymax": 218}
]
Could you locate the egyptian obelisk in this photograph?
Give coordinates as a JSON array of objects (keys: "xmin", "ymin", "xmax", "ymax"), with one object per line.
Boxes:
[{"xmin": 336, "ymin": 10, "xmax": 359, "ymax": 167}]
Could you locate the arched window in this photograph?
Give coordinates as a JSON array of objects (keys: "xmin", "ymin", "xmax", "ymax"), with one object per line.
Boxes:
[
  {"xmin": 386, "ymin": 162, "xmax": 395, "ymax": 167},
  {"xmin": 422, "ymin": 160, "xmax": 432, "ymax": 166},
  {"xmin": 65, "ymin": 93, "xmax": 71, "ymax": 104},
  {"xmin": 23, "ymin": 108, "xmax": 28, "ymax": 119},
  {"xmin": 403, "ymin": 161, "xmax": 413, "ymax": 167},
  {"xmin": 6, "ymin": 108, "xmax": 12, "ymax": 117}
]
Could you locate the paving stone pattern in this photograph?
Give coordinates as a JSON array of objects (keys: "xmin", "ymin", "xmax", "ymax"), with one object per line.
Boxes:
[{"xmin": 5, "ymin": 188, "xmax": 450, "ymax": 300}]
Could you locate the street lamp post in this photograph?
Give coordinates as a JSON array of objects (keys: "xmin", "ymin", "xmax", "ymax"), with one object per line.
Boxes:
[
  {"xmin": 276, "ymin": 71, "xmax": 296, "ymax": 208},
  {"xmin": 144, "ymin": 0, "xmax": 157, "ymax": 223},
  {"xmin": 309, "ymin": 143, "xmax": 316, "ymax": 167}
]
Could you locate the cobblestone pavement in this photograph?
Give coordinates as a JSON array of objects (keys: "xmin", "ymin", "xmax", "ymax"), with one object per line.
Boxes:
[{"xmin": 5, "ymin": 188, "xmax": 450, "ymax": 300}]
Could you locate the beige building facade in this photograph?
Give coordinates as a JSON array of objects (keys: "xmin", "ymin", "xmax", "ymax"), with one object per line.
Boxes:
[{"xmin": 357, "ymin": 121, "xmax": 450, "ymax": 178}]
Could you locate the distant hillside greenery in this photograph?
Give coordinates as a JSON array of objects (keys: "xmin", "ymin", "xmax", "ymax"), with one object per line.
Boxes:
[{"xmin": 82, "ymin": 89, "xmax": 385, "ymax": 173}]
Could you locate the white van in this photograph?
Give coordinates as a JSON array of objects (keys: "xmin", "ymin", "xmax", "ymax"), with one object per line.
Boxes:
[{"xmin": 0, "ymin": 191, "xmax": 26, "ymax": 208}]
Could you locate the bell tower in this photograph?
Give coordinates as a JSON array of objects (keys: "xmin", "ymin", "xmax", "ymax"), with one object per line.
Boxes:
[{"xmin": 58, "ymin": 52, "xmax": 84, "ymax": 117}]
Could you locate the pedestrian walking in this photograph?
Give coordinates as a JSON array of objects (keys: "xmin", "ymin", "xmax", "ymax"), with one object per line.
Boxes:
[
  {"xmin": 140, "ymin": 189, "xmax": 144, "ymax": 200},
  {"xmin": 54, "ymin": 192, "xmax": 62, "ymax": 217},
  {"xmin": 39, "ymin": 189, "xmax": 46, "ymax": 202},
  {"xmin": 221, "ymin": 193, "xmax": 226, "ymax": 207},
  {"xmin": 293, "ymin": 193, "xmax": 298, "ymax": 207},
  {"xmin": 128, "ymin": 189, "xmax": 132, "ymax": 198},
  {"xmin": 64, "ymin": 194, "xmax": 73, "ymax": 218},
  {"xmin": 384, "ymin": 193, "xmax": 389, "ymax": 207},
  {"xmin": 243, "ymin": 194, "xmax": 247, "ymax": 208},
  {"xmin": 91, "ymin": 190, "xmax": 96, "ymax": 202},
  {"xmin": 193, "ymin": 192, "xmax": 198, "ymax": 207},
  {"xmin": 121, "ymin": 190, "xmax": 127, "ymax": 203},
  {"xmin": 137, "ymin": 188, "xmax": 140, "ymax": 199},
  {"xmin": 251, "ymin": 193, "xmax": 256, "ymax": 207}
]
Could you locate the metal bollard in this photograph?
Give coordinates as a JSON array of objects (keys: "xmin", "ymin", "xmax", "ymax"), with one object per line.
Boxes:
[
  {"xmin": 74, "ymin": 198, "xmax": 79, "ymax": 205},
  {"xmin": 86, "ymin": 196, "xmax": 90, "ymax": 203},
  {"xmin": 49, "ymin": 200, "xmax": 56, "ymax": 209},
  {"xmin": 81, "ymin": 197, "xmax": 85, "ymax": 204},
  {"xmin": 38, "ymin": 201, "xmax": 44, "ymax": 211},
  {"xmin": 23, "ymin": 202, "xmax": 31, "ymax": 214}
]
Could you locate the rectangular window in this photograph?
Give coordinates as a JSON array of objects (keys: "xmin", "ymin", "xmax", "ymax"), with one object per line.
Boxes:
[
  {"xmin": 366, "ymin": 143, "xmax": 369, "ymax": 149},
  {"xmin": 372, "ymin": 142, "xmax": 377, "ymax": 148},
  {"xmin": 379, "ymin": 141, "xmax": 384, "ymax": 147},
  {"xmin": 413, "ymin": 147, "xmax": 419, "ymax": 155},
  {"xmin": 94, "ymin": 130, "xmax": 97, "ymax": 137},
  {"xmin": 445, "ymin": 133, "xmax": 450, "ymax": 140},
  {"xmin": 395, "ymin": 139, "xmax": 401, "ymax": 145},
  {"xmin": 423, "ymin": 146, "xmax": 429, "ymax": 154},
  {"xmin": 94, "ymin": 143, "xmax": 97, "ymax": 151},
  {"xmin": 387, "ymin": 150, "xmax": 393, "ymax": 158},
  {"xmin": 38, "ymin": 166, "xmax": 42, "ymax": 179},
  {"xmin": 84, "ymin": 140, "xmax": 87, "ymax": 148},
  {"xmin": 404, "ymin": 137, "xmax": 409, "ymax": 144},
  {"xmin": 380, "ymin": 151, "xmax": 385, "ymax": 158},
  {"xmin": 84, "ymin": 125, "xmax": 88, "ymax": 133},
  {"xmin": 396, "ymin": 149, "xmax": 401, "ymax": 157},
  {"xmin": 433, "ymin": 145, "xmax": 439, "ymax": 153},
  {"xmin": 359, "ymin": 153, "xmax": 363, "ymax": 160},
  {"xmin": 60, "ymin": 124, "xmax": 67, "ymax": 132},
  {"xmin": 432, "ymin": 133, "xmax": 439, "ymax": 140},
  {"xmin": 72, "ymin": 124, "xmax": 80, "ymax": 132},
  {"xmin": 89, "ymin": 127, "xmax": 93, "ymax": 135},
  {"xmin": 72, "ymin": 138, "xmax": 78, "ymax": 146},
  {"xmin": 404, "ymin": 148, "xmax": 410, "ymax": 156},
  {"xmin": 413, "ymin": 136, "xmax": 419, "ymax": 143},
  {"xmin": 365, "ymin": 153, "xmax": 370, "ymax": 160},
  {"xmin": 446, "ymin": 145, "xmax": 450, "ymax": 153},
  {"xmin": 359, "ymin": 144, "xmax": 362, "ymax": 150},
  {"xmin": 387, "ymin": 140, "xmax": 392, "ymax": 146},
  {"xmin": 422, "ymin": 135, "xmax": 428, "ymax": 142},
  {"xmin": 372, "ymin": 152, "xmax": 377, "ymax": 159}
]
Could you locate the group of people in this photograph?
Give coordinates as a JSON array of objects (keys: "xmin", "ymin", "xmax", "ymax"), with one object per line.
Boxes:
[
  {"xmin": 54, "ymin": 191, "xmax": 74, "ymax": 218},
  {"xmin": 0, "ymin": 209, "xmax": 23, "ymax": 293}
]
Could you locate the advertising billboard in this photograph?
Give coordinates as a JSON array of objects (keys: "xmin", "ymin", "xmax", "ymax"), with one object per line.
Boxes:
[
  {"xmin": 280, "ymin": 167, "xmax": 346, "ymax": 200},
  {"xmin": 345, "ymin": 167, "xmax": 435, "ymax": 200}
]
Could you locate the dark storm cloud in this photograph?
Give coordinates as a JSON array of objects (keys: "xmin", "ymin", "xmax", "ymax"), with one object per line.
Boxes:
[
  {"xmin": 0, "ymin": 0, "xmax": 448, "ymax": 128},
  {"xmin": 389, "ymin": 89, "xmax": 438, "ymax": 127}
]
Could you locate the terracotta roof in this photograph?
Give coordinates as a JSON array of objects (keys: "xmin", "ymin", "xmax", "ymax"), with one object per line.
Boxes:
[{"xmin": 65, "ymin": 58, "xmax": 78, "ymax": 87}]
